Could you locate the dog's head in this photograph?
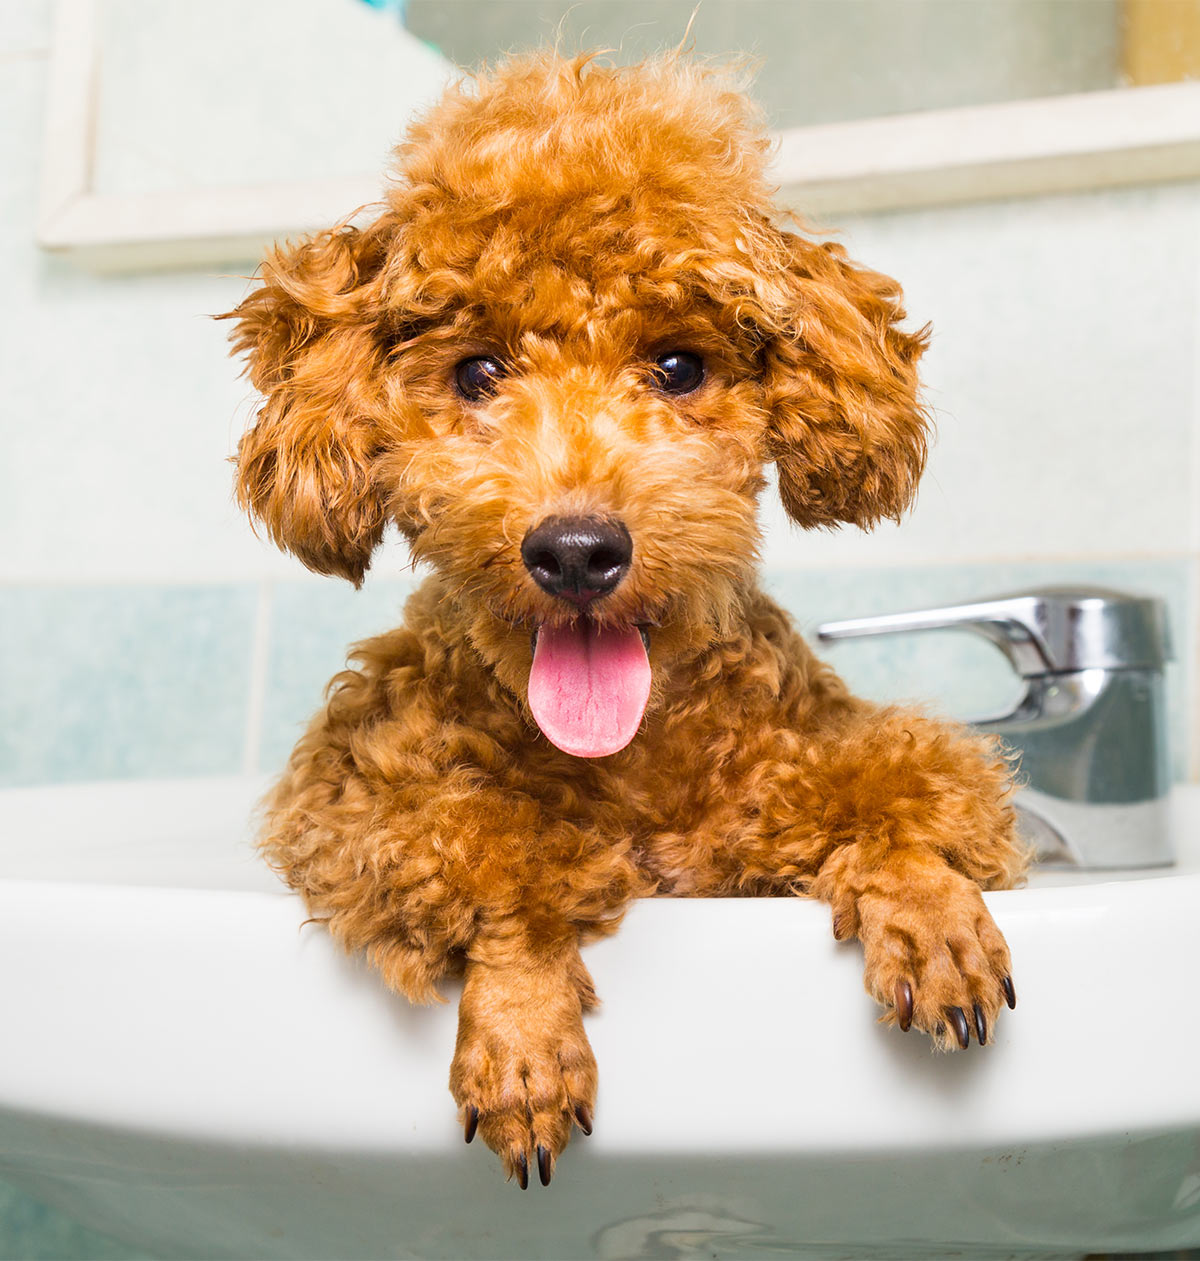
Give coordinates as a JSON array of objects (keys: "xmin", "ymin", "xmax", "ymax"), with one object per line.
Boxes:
[{"xmin": 227, "ymin": 52, "xmax": 928, "ymax": 757}]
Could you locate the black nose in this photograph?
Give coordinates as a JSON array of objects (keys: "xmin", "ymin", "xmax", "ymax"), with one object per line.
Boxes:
[{"xmin": 521, "ymin": 516, "xmax": 633, "ymax": 604}]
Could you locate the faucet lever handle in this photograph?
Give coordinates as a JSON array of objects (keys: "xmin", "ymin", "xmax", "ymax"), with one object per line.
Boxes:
[
  {"xmin": 815, "ymin": 596, "xmax": 1055, "ymax": 677},
  {"xmin": 815, "ymin": 586, "xmax": 1170, "ymax": 678}
]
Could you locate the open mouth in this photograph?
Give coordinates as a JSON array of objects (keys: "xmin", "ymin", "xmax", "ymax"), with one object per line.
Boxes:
[{"xmin": 527, "ymin": 621, "xmax": 652, "ymax": 758}]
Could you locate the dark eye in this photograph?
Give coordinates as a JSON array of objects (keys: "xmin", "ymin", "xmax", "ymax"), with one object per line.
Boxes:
[
  {"xmin": 651, "ymin": 351, "xmax": 704, "ymax": 395},
  {"xmin": 454, "ymin": 356, "xmax": 506, "ymax": 401}
]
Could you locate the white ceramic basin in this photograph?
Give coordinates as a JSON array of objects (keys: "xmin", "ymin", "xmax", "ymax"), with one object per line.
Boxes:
[{"xmin": 1, "ymin": 777, "xmax": 1199, "ymax": 1260}]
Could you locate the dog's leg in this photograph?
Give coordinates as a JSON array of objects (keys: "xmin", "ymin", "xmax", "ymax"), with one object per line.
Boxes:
[
  {"xmin": 257, "ymin": 659, "xmax": 637, "ymax": 1183},
  {"xmin": 450, "ymin": 920, "xmax": 598, "ymax": 1187},
  {"xmin": 798, "ymin": 707, "xmax": 1022, "ymax": 1050},
  {"xmin": 728, "ymin": 704, "xmax": 1024, "ymax": 1048},
  {"xmin": 811, "ymin": 838, "xmax": 1017, "ymax": 1050}
]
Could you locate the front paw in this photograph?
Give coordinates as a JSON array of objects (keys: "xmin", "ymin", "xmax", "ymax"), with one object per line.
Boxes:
[
  {"xmin": 836, "ymin": 866, "xmax": 1016, "ymax": 1051},
  {"xmin": 450, "ymin": 995, "xmax": 596, "ymax": 1186}
]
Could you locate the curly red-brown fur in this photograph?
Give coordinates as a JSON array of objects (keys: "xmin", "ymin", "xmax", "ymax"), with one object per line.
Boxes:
[{"xmin": 224, "ymin": 50, "xmax": 1026, "ymax": 1185}]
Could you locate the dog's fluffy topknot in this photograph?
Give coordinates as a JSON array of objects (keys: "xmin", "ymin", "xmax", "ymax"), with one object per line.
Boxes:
[{"xmin": 394, "ymin": 51, "xmax": 773, "ymax": 221}]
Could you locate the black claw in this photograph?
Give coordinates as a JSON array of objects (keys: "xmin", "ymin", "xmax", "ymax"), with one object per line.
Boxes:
[
  {"xmin": 1002, "ymin": 975, "xmax": 1016, "ymax": 1009},
  {"xmin": 463, "ymin": 1105, "xmax": 478, "ymax": 1144},
  {"xmin": 537, "ymin": 1145, "xmax": 552, "ymax": 1186},
  {"xmin": 515, "ymin": 1151, "xmax": 529, "ymax": 1190},
  {"xmin": 973, "ymin": 1002, "xmax": 987, "ymax": 1046},
  {"xmin": 895, "ymin": 979, "xmax": 914, "ymax": 1032},
  {"xmin": 573, "ymin": 1103, "xmax": 593, "ymax": 1136},
  {"xmin": 947, "ymin": 1006, "xmax": 971, "ymax": 1049}
]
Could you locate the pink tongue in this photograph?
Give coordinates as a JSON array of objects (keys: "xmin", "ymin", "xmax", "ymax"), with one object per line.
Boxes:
[{"xmin": 528, "ymin": 623, "xmax": 651, "ymax": 758}]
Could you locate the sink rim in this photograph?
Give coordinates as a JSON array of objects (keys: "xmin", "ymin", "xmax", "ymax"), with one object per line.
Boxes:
[
  {"xmin": 1, "ymin": 774, "xmax": 1197, "ymax": 891},
  {"xmin": 2, "ymin": 776, "xmax": 1199, "ymax": 1163}
]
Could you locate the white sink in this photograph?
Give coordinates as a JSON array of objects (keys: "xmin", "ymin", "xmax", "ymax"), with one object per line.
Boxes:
[{"xmin": 2, "ymin": 777, "xmax": 1199, "ymax": 1260}]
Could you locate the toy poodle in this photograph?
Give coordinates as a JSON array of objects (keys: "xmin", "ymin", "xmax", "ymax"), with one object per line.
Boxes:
[{"xmin": 225, "ymin": 50, "xmax": 1026, "ymax": 1189}]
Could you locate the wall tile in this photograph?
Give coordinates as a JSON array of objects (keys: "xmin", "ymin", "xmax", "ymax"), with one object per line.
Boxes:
[
  {"xmin": 763, "ymin": 181, "xmax": 1200, "ymax": 572},
  {"xmin": 94, "ymin": 0, "xmax": 451, "ymax": 196},
  {"xmin": 0, "ymin": 585, "xmax": 256, "ymax": 787},
  {"xmin": 0, "ymin": 52, "xmax": 323, "ymax": 588},
  {"xmin": 258, "ymin": 575, "xmax": 419, "ymax": 773}
]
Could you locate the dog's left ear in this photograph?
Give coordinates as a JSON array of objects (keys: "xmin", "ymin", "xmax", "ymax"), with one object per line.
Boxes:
[{"xmin": 758, "ymin": 230, "xmax": 931, "ymax": 531}]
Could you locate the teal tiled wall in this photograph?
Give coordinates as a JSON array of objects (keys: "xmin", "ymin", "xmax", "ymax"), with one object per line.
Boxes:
[
  {"xmin": 0, "ymin": 585, "xmax": 257, "ymax": 788},
  {"xmin": 2, "ymin": 559, "xmax": 1190, "ymax": 789},
  {"xmin": 259, "ymin": 579, "xmax": 417, "ymax": 772}
]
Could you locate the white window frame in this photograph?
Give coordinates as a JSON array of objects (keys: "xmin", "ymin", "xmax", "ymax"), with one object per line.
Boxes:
[{"xmin": 37, "ymin": 0, "xmax": 1200, "ymax": 271}]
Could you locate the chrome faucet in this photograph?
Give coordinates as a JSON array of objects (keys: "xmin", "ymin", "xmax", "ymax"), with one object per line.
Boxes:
[{"xmin": 815, "ymin": 587, "xmax": 1174, "ymax": 869}]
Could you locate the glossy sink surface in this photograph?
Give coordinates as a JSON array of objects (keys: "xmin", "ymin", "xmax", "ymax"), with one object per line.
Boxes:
[{"xmin": 1, "ymin": 776, "xmax": 1199, "ymax": 1260}]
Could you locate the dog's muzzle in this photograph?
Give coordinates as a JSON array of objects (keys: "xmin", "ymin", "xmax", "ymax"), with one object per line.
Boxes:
[{"xmin": 520, "ymin": 515, "xmax": 649, "ymax": 758}]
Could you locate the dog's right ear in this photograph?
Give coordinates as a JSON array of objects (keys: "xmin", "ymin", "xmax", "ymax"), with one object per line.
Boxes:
[{"xmin": 223, "ymin": 216, "xmax": 395, "ymax": 586}]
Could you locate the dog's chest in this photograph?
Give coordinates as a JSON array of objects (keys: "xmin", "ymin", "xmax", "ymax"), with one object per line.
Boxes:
[{"xmin": 575, "ymin": 744, "xmax": 781, "ymax": 897}]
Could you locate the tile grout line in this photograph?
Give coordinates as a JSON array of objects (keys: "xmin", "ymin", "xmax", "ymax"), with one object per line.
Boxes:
[{"xmin": 241, "ymin": 580, "xmax": 273, "ymax": 776}]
